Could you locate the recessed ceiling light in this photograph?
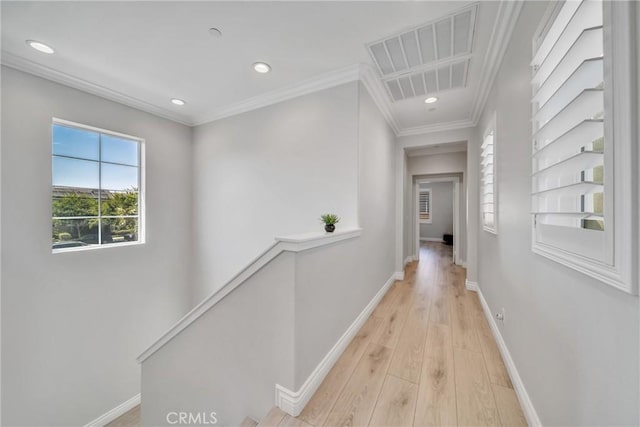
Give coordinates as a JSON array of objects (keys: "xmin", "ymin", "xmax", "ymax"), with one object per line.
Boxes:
[
  {"xmin": 424, "ymin": 97, "xmax": 439, "ymax": 104},
  {"xmin": 253, "ymin": 62, "xmax": 271, "ymax": 74},
  {"xmin": 26, "ymin": 40, "xmax": 55, "ymax": 54},
  {"xmin": 171, "ymin": 98, "xmax": 186, "ymax": 106},
  {"xmin": 209, "ymin": 27, "xmax": 222, "ymax": 38}
]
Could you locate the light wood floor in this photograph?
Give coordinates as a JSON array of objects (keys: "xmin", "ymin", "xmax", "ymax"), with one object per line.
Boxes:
[
  {"xmin": 294, "ymin": 242, "xmax": 526, "ymax": 427},
  {"xmin": 109, "ymin": 242, "xmax": 525, "ymax": 427}
]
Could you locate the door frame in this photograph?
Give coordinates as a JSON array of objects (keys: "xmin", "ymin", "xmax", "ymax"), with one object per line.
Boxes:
[{"xmin": 414, "ymin": 176, "xmax": 461, "ymax": 265}]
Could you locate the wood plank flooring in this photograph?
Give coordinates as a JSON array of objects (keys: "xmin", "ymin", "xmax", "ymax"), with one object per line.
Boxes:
[
  {"xmin": 109, "ymin": 243, "xmax": 525, "ymax": 427},
  {"xmin": 297, "ymin": 242, "xmax": 526, "ymax": 427}
]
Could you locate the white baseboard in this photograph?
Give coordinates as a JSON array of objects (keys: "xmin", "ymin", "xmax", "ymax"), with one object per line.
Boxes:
[
  {"xmin": 461, "ymin": 260, "xmax": 468, "ymax": 268},
  {"xmin": 420, "ymin": 237, "xmax": 444, "ymax": 242},
  {"xmin": 275, "ymin": 271, "xmax": 397, "ymax": 416},
  {"xmin": 465, "ymin": 279, "xmax": 479, "ymax": 291},
  {"xmin": 394, "ymin": 271, "xmax": 405, "ymax": 281},
  {"xmin": 473, "ymin": 285, "xmax": 542, "ymax": 427},
  {"xmin": 84, "ymin": 394, "xmax": 140, "ymax": 427}
]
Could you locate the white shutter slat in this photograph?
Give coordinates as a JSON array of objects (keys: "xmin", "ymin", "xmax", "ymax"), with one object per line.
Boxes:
[
  {"xmin": 533, "ymin": 150, "xmax": 603, "ymax": 178},
  {"xmin": 534, "ymin": 62, "xmax": 603, "ymax": 127},
  {"xmin": 532, "ymin": 8, "xmax": 603, "ymax": 87},
  {"xmin": 533, "ymin": 89, "xmax": 603, "ymax": 145},
  {"xmin": 532, "ymin": 181, "xmax": 602, "ymax": 197},
  {"xmin": 534, "ymin": 57, "xmax": 602, "ymax": 111},
  {"xmin": 534, "ymin": 119, "xmax": 603, "ymax": 157},
  {"xmin": 533, "ymin": 27, "xmax": 603, "ymax": 103}
]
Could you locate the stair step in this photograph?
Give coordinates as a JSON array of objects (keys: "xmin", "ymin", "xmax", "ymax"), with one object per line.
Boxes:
[
  {"xmin": 240, "ymin": 416, "xmax": 258, "ymax": 427},
  {"xmin": 257, "ymin": 407, "xmax": 286, "ymax": 427}
]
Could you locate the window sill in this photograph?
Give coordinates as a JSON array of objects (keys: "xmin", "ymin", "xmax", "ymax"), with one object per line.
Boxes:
[
  {"xmin": 532, "ymin": 241, "xmax": 634, "ymax": 294},
  {"xmin": 52, "ymin": 241, "xmax": 144, "ymax": 254},
  {"xmin": 483, "ymin": 226, "xmax": 497, "ymax": 235}
]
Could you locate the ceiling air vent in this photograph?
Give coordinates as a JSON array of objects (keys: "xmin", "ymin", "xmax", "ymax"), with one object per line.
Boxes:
[
  {"xmin": 385, "ymin": 58, "xmax": 469, "ymax": 102},
  {"xmin": 368, "ymin": 4, "xmax": 477, "ymax": 78}
]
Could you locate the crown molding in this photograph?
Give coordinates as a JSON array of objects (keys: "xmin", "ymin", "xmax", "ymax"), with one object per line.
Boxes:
[
  {"xmin": 469, "ymin": 0, "xmax": 525, "ymax": 125},
  {"xmin": 192, "ymin": 64, "xmax": 363, "ymax": 126},
  {"xmin": 0, "ymin": 51, "xmax": 193, "ymax": 126},
  {"xmin": 1, "ymin": 0, "xmax": 523, "ymax": 137},
  {"xmin": 359, "ymin": 64, "xmax": 401, "ymax": 135},
  {"xmin": 397, "ymin": 118, "xmax": 476, "ymax": 137}
]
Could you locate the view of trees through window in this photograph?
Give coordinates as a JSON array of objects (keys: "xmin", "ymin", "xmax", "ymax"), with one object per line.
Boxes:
[{"xmin": 51, "ymin": 122, "xmax": 141, "ymax": 250}]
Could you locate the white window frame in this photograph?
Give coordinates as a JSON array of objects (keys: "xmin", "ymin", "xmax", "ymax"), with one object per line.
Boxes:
[
  {"xmin": 530, "ymin": 1, "xmax": 638, "ymax": 294},
  {"xmin": 419, "ymin": 188, "xmax": 432, "ymax": 224},
  {"xmin": 481, "ymin": 114, "xmax": 497, "ymax": 234},
  {"xmin": 51, "ymin": 118, "xmax": 146, "ymax": 253}
]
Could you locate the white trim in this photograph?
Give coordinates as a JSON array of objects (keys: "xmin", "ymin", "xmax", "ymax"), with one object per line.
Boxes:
[
  {"xmin": 275, "ymin": 272, "xmax": 398, "ymax": 416},
  {"xmin": 464, "ymin": 279, "xmax": 479, "ymax": 291},
  {"xmin": 414, "ymin": 177, "xmax": 461, "ymax": 265},
  {"xmin": 83, "ymin": 394, "xmax": 140, "ymax": 427},
  {"xmin": 193, "ymin": 64, "xmax": 363, "ymax": 126},
  {"xmin": 137, "ymin": 228, "xmax": 362, "ymax": 362},
  {"xmin": 420, "ymin": 237, "xmax": 444, "ymax": 242},
  {"xmin": 398, "ymin": 119, "xmax": 476, "ymax": 137},
  {"xmin": 1, "ymin": 0, "xmax": 523, "ymax": 139},
  {"xmin": 471, "ymin": 284, "xmax": 542, "ymax": 427},
  {"xmin": 470, "ymin": 0, "xmax": 524, "ymax": 125},
  {"xmin": 359, "ymin": 64, "xmax": 401, "ymax": 135},
  {"xmin": 1, "ymin": 52, "xmax": 192, "ymax": 126},
  {"xmin": 461, "ymin": 260, "xmax": 468, "ymax": 268}
]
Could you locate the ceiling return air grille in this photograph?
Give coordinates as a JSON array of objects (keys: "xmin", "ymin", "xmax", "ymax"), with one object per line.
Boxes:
[
  {"xmin": 385, "ymin": 59, "xmax": 469, "ymax": 101},
  {"xmin": 367, "ymin": 4, "xmax": 477, "ymax": 78}
]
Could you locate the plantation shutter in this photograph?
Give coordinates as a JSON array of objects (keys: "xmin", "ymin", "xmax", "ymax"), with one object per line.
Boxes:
[
  {"xmin": 530, "ymin": 0, "xmax": 608, "ymax": 262},
  {"xmin": 481, "ymin": 129, "xmax": 496, "ymax": 232},
  {"xmin": 419, "ymin": 190, "xmax": 430, "ymax": 220}
]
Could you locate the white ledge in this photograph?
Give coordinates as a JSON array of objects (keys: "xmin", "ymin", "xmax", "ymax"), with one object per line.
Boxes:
[
  {"xmin": 275, "ymin": 227, "xmax": 362, "ymax": 250},
  {"xmin": 137, "ymin": 228, "xmax": 362, "ymax": 363}
]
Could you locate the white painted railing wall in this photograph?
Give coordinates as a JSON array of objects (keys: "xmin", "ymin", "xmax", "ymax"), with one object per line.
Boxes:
[{"xmin": 139, "ymin": 228, "xmax": 401, "ymax": 426}]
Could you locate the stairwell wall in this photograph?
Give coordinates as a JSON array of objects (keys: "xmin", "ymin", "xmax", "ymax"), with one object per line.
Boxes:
[
  {"xmin": 191, "ymin": 82, "xmax": 360, "ymax": 304},
  {"xmin": 1, "ymin": 67, "xmax": 193, "ymax": 427}
]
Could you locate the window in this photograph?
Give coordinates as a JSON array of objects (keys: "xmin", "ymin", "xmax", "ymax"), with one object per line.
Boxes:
[
  {"xmin": 52, "ymin": 119, "xmax": 144, "ymax": 252},
  {"xmin": 530, "ymin": 0, "xmax": 636, "ymax": 293},
  {"xmin": 419, "ymin": 189, "xmax": 431, "ymax": 223},
  {"xmin": 481, "ymin": 118, "xmax": 496, "ymax": 233}
]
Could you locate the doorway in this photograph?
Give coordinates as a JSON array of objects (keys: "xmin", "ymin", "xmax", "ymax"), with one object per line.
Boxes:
[{"xmin": 414, "ymin": 176, "xmax": 461, "ymax": 265}]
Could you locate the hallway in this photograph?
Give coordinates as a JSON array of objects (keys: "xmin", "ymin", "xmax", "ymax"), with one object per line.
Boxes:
[{"xmin": 292, "ymin": 242, "xmax": 527, "ymax": 426}]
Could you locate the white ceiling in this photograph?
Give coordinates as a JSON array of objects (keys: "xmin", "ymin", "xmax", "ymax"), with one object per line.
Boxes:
[{"xmin": 1, "ymin": 1, "xmax": 501, "ymax": 133}]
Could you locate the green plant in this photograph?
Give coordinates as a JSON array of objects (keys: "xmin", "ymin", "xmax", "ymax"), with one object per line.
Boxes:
[{"xmin": 320, "ymin": 214, "xmax": 340, "ymax": 225}]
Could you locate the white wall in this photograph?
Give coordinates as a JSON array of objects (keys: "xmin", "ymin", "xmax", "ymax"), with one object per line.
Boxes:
[
  {"xmin": 404, "ymin": 151, "xmax": 467, "ymax": 264},
  {"xmin": 192, "ymin": 83, "xmax": 359, "ymax": 303},
  {"xmin": 141, "ymin": 81, "xmax": 397, "ymax": 425},
  {"xmin": 419, "ymin": 181, "xmax": 453, "ymax": 240},
  {"xmin": 142, "ymin": 252, "xmax": 296, "ymax": 426},
  {"xmin": 1, "ymin": 67, "xmax": 193, "ymax": 426},
  {"xmin": 474, "ymin": 2, "xmax": 639, "ymax": 425},
  {"xmin": 294, "ymin": 82, "xmax": 396, "ymax": 387}
]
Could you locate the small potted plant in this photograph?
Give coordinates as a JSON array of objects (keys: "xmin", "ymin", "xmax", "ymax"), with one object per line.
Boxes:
[{"xmin": 320, "ymin": 214, "xmax": 340, "ymax": 233}]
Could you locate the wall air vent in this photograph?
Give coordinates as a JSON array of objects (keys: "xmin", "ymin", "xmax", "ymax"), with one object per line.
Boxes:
[
  {"xmin": 367, "ymin": 4, "xmax": 477, "ymax": 80},
  {"xmin": 385, "ymin": 58, "xmax": 469, "ymax": 102}
]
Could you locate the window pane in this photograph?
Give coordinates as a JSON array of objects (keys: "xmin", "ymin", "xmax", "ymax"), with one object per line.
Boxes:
[
  {"xmin": 52, "ymin": 124, "xmax": 99, "ymax": 160},
  {"xmin": 101, "ymin": 134, "xmax": 138, "ymax": 166},
  {"xmin": 52, "ymin": 218, "xmax": 100, "ymax": 249},
  {"xmin": 101, "ymin": 190, "xmax": 138, "ymax": 216},
  {"xmin": 102, "ymin": 217, "xmax": 138, "ymax": 244},
  {"xmin": 53, "ymin": 157, "xmax": 99, "ymax": 189},
  {"xmin": 101, "ymin": 163, "xmax": 138, "ymax": 191},
  {"xmin": 52, "ymin": 190, "xmax": 99, "ymax": 217}
]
